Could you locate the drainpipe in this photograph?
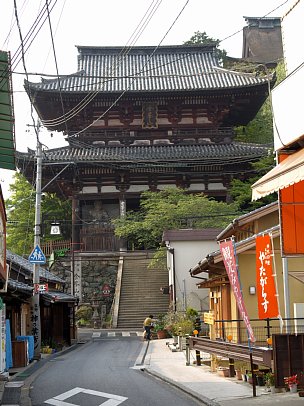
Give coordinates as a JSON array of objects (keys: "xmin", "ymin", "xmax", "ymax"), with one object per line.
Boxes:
[
  {"xmin": 282, "ymin": 257, "xmax": 290, "ymax": 333},
  {"xmin": 168, "ymin": 247, "xmax": 177, "ymax": 311}
]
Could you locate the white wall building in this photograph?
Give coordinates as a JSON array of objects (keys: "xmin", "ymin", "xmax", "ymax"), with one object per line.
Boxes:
[{"xmin": 163, "ymin": 229, "xmax": 221, "ymax": 312}]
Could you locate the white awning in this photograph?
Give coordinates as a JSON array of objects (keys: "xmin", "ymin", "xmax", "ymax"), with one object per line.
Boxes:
[{"xmin": 251, "ymin": 148, "xmax": 304, "ymax": 200}]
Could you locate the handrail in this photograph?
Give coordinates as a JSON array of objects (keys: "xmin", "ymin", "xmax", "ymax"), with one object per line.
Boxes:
[{"xmin": 189, "ymin": 336, "xmax": 273, "ymax": 367}]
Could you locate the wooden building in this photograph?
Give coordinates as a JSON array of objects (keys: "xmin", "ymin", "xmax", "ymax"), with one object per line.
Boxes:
[
  {"xmin": 17, "ymin": 44, "xmax": 274, "ymax": 255},
  {"xmin": 5, "ymin": 250, "xmax": 77, "ymax": 349}
]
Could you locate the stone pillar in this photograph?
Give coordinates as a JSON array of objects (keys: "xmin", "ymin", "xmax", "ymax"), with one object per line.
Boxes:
[
  {"xmin": 73, "ymin": 258, "xmax": 82, "ymax": 302},
  {"xmin": 119, "ymin": 193, "xmax": 127, "ymax": 251}
]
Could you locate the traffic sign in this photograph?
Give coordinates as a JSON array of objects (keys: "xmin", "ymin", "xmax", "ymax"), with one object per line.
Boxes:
[{"xmin": 28, "ymin": 245, "xmax": 46, "ymax": 264}]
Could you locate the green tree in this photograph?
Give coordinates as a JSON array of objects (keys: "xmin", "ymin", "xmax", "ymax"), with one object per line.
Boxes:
[
  {"xmin": 113, "ymin": 188, "xmax": 239, "ymax": 249},
  {"xmin": 184, "ymin": 31, "xmax": 227, "ymax": 64},
  {"xmin": 5, "ymin": 172, "xmax": 71, "ymax": 256},
  {"xmin": 230, "ymin": 61, "xmax": 286, "ymax": 211},
  {"xmin": 230, "ymin": 154, "xmax": 277, "ymax": 212},
  {"xmin": 235, "ymin": 60, "xmax": 286, "ymax": 144}
]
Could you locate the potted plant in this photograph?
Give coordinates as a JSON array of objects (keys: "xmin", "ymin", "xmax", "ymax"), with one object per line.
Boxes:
[
  {"xmin": 265, "ymin": 372, "xmax": 277, "ymax": 393},
  {"xmin": 256, "ymin": 372, "xmax": 265, "ymax": 386},
  {"xmin": 284, "ymin": 374, "xmax": 299, "ymax": 393},
  {"xmin": 153, "ymin": 314, "xmax": 167, "ymax": 339},
  {"xmin": 234, "ymin": 361, "xmax": 247, "ymax": 381}
]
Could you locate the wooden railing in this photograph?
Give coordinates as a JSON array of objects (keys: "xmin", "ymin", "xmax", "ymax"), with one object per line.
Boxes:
[
  {"xmin": 189, "ymin": 336, "xmax": 273, "ymax": 367},
  {"xmin": 41, "ymin": 240, "xmax": 71, "ymax": 256},
  {"xmin": 79, "ymin": 224, "xmax": 120, "ymax": 252}
]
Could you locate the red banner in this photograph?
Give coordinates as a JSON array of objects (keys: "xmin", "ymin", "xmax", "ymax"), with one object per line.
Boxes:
[
  {"xmin": 220, "ymin": 240, "xmax": 256, "ymax": 342},
  {"xmin": 256, "ymin": 234, "xmax": 279, "ymax": 319}
]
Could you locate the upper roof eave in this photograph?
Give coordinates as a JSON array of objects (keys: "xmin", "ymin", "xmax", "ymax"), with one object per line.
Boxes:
[{"xmin": 216, "ymin": 201, "xmax": 278, "ymax": 240}]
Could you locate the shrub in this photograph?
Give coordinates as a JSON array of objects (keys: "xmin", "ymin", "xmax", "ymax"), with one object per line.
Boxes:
[{"xmin": 75, "ymin": 304, "xmax": 93, "ymax": 325}]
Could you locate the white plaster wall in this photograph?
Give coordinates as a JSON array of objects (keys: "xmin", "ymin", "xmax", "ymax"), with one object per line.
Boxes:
[{"xmin": 167, "ymin": 239, "xmax": 219, "ymax": 312}]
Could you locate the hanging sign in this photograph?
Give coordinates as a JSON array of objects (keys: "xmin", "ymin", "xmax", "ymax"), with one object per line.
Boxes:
[
  {"xmin": 220, "ymin": 239, "xmax": 256, "ymax": 342},
  {"xmin": 256, "ymin": 234, "xmax": 279, "ymax": 319},
  {"xmin": 34, "ymin": 283, "xmax": 49, "ymax": 294}
]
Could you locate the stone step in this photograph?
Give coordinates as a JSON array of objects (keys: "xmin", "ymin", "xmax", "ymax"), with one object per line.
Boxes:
[{"xmin": 117, "ymin": 255, "xmax": 169, "ymax": 328}]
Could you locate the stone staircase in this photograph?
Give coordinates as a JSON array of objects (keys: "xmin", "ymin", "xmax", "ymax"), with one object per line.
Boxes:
[{"xmin": 116, "ymin": 253, "xmax": 169, "ymax": 329}]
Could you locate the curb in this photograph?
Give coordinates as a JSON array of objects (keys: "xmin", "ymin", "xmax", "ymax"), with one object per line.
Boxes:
[
  {"xmin": 14, "ymin": 341, "xmax": 89, "ymax": 406},
  {"xmin": 143, "ymin": 367, "xmax": 221, "ymax": 406}
]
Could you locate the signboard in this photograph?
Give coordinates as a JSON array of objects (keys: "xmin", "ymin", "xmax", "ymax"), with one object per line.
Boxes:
[
  {"xmin": 34, "ymin": 283, "xmax": 48, "ymax": 294},
  {"xmin": 0, "ymin": 189, "xmax": 7, "ymax": 283},
  {"xmin": 256, "ymin": 234, "xmax": 279, "ymax": 319},
  {"xmin": 0, "ymin": 51, "xmax": 16, "ymax": 170},
  {"xmin": 102, "ymin": 283, "xmax": 111, "ymax": 297},
  {"xmin": 29, "ymin": 245, "xmax": 46, "ymax": 264},
  {"xmin": 219, "ymin": 239, "xmax": 256, "ymax": 343},
  {"xmin": 203, "ymin": 312, "xmax": 214, "ymax": 325}
]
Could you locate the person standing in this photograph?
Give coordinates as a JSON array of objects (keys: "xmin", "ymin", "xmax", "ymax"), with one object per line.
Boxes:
[{"xmin": 143, "ymin": 315, "xmax": 154, "ymax": 340}]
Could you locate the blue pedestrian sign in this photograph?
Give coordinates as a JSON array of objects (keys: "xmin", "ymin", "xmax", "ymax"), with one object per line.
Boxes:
[{"xmin": 28, "ymin": 245, "xmax": 46, "ymax": 264}]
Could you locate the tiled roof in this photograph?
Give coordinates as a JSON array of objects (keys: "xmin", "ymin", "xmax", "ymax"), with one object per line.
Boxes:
[
  {"xmin": 162, "ymin": 228, "xmax": 223, "ymax": 242},
  {"xmin": 6, "ymin": 250, "xmax": 64, "ymax": 283},
  {"xmin": 17, "ymin": 143, "xmax": 269, "ymax": 166},
  {"xmin": 8, "ymin": 279, "xmax": 33, "ymax": 294},
  {"xmin": 42, "ymin": 290, "xmax": 77, "ymax": 303},
  {"xmin": 26, "ymin": 45, "xmax": 272, "ymax": 93}
]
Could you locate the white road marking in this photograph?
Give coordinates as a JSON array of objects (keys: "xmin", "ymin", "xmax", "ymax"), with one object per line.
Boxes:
[
  {"xmin": 91, "ymin": 331, "xmax": 143, "ymax": 338},
  {"xmin": 44, "ymin": 387, "xmax": 127, "ymax": 406}
]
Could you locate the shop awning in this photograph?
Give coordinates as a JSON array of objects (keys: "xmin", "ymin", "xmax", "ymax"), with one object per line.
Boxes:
[{"xmin": 251, "ymin": 148, "xmax": 304, "ymax": 200}]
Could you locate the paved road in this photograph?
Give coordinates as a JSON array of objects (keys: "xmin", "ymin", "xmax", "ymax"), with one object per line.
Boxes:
[{"xmin": 28, "ymin": 333, "xmax": 202, "ymax": 406}]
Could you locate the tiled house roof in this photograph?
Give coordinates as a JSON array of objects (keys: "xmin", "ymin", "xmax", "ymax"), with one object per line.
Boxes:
[
  {"xmin": 17, "ymin": 143, "xmax": 269, "ymax": 167},
  {"xmin": 6, "ymin": 250, "xmax": 64, "ymax": 284},
  {"xmin": 25, "ymin": 45, "xmax": 272, "ymax": 93}
]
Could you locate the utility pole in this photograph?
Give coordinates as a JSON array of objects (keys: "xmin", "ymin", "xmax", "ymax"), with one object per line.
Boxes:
[{"xmin": 31, "ymin": 129, "xmax": 43, "ymax": 359}]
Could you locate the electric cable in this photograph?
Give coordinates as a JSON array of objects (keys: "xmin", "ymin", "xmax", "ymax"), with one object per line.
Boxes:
[
  {"xmin": 0, "ymin": 0, "xmax": 58, "ymax": 94},
  {"xmin": 31, "ymin": 0, "xmax": 286, "ymax": 131},
  {"xmin": 38, "ymin": 0, "xmax": 163, "ymax": 127}
]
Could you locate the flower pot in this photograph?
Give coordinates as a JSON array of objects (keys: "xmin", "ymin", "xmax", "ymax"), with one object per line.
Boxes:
[
  {"xmin": 217, "ymin": 367, "xmax": 230, "ymax": 377},
  {"xmin": 157, "ymin": 330, "xmax": 167, "ymax": 339},
  {"xmin": 289, "ymin": 384, "xmax": 298, "ymax": 393}
]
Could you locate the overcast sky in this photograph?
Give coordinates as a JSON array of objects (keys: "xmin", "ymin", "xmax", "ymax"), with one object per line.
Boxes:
[{"xmin": 1, "ymin": 0, "xmax": 295, "ymax": 197}]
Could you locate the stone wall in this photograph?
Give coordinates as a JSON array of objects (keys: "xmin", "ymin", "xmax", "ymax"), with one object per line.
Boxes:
[{"xmin": 51, "ymin": 256, "xmax": 119, "ymax": 325}]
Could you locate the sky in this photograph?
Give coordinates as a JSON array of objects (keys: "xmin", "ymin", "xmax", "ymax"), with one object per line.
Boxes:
[{"xmin": 0, "ymin": 0, "xmax": 295, "ymax": 198}]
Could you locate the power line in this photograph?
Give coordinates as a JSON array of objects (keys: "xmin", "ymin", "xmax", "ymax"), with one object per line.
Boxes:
[
  {"xmin": 37, "ymin": 0, "xmax": 164, "ymax": 128},
  {"xmin": 0, "ymin": 0, "xmax": 58, "ymax": 90},
  {"xmin": 36, "ymin": 0, "xmax": 190, "ymax": 130}
]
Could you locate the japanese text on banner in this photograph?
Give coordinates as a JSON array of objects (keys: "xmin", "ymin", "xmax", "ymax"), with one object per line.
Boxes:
[
  {"xmin": 220, "ymin": 239, "xmax": 256, "ymax": 343},
  {"xmin": 256, "ymin": 234, "xmax": 279, "ymax": 319}
]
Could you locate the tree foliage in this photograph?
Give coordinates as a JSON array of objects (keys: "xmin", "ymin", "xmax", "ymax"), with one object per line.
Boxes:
[
  {"xmin": 230, "ymin": 154, "xmax": 277, "ymax": 212},
  {"xmin": 230, "ymin": 61, "xmax": 286, "ymax": 211},
  {"xmin": 113, "ymin": 188, "xmax": 239, "ymax": 249},
  {"xmin": 184, "ymin": 31, "xmax": 227, "ymax": 65},
  {"xmin": 234, "ymin": 60, "xmax": 286, "ymax": 144},
  {"xmin": 5, "ymin": 172, "xmax": 71, "ymax": 256}
]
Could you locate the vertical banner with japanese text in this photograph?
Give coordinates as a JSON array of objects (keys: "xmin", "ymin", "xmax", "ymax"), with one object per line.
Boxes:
[
  {"xmin": 220, "ymin": 239, "xmax": 256, "ymax": 342},
  {"xmin": 256, "ymin": 234, "xmax": 279, "ymax": 319}
]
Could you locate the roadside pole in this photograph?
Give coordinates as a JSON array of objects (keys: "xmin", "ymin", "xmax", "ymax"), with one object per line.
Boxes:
[{"xmin": 31, "ymin": 139, "xmax": 42, "ymax": 359}]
